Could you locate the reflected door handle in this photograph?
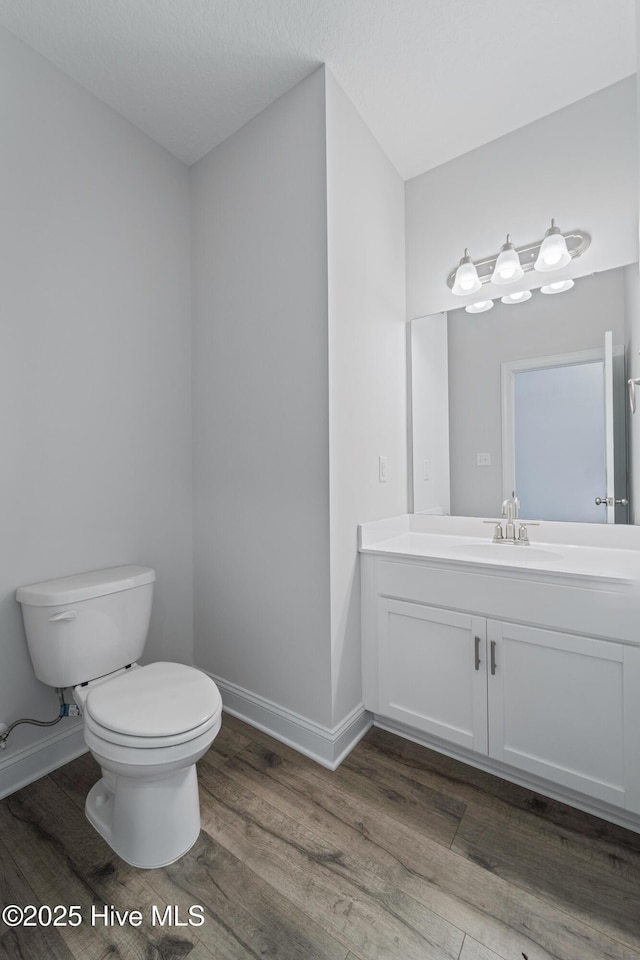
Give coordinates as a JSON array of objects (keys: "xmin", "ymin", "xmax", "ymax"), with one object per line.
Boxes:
[
  {"xmin": 595, "ymin": 497, "xmax": 628, "ymax": 506},
  {"xmin": 629, "ymin": 378, "xmax": 640, "ymax": 414}
]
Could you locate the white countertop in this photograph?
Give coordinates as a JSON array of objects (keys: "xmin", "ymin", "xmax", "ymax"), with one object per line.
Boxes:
[{"xmin": 359, "ymin": 516, "xmax": 640, "ymax": 584}]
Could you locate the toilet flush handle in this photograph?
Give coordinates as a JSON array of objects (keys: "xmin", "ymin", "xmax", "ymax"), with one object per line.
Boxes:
[{"xmin": 48, "ymin": 610, "xmax": 77, "ymax": 622}]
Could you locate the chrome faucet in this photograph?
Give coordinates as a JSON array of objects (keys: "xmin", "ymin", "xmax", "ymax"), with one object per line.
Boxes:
[
  {"xmin": 501, "ymin": 497, "xmax": 518, "ymax": 541},
  {"xmin": 485, "ymin": 497, "xmax": 537, "ymax": 544}
]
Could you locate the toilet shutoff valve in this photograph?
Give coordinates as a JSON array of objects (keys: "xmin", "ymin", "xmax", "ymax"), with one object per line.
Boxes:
[{"xmin": 60, "ymin": 703, "xmax": 81, "ymax": 718}]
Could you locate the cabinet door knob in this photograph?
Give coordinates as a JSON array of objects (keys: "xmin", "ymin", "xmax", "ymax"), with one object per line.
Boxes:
[
  {"xmin": 474, "ymin": 635, "xmax": 481, "ymax": 671},
  {"xmin": 490, "ymin": 640, "xmax": 497, "ymax": 676}
]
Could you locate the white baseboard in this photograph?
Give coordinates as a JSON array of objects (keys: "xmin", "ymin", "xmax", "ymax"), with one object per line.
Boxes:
[
  {"xmin": 373, "ymin": 715, "xmax": 640, "ymax": 834},
  {"xmin": 0, "ymin": 722, "xmax": 87, "ymax": 800},
  {"xmin": 205, "ymin": 672, "xmax": 372, "ymax": 770},
  {"xmin": 0, "ymin": 679, "xmax": 371, "ymax": 799}
]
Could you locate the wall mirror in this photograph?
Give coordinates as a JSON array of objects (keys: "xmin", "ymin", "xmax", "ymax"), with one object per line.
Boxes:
[{"xmin": 411, "ymin": 264, "xmax": 635, "ymax": 523}]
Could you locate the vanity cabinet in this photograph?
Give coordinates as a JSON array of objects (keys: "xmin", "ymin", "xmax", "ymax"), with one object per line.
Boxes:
[
  {"xmin": 378, "ymin": 599, "xmax": 488, "ymax": 753},
  {"xmin": 367, "ymin": 562, "xmax": 640, "ymax": 827},
  {"xmin": 486, "ymin": 620, "xmax": 634, "ymax": 808}
]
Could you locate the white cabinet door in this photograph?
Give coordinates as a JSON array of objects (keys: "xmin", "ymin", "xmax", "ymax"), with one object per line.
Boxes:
[
  {"xmin": 378, "ymin": 599, "xmax": 488, "ymax": 753},
  {"xmin": 487, "ymin": 620, "xmax": 640, "ymax": 811}
]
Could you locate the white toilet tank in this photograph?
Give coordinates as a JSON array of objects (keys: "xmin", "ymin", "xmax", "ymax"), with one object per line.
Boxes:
[{"xmin": 16, "ymin": 566, "xmax": 156, "ymax": 688}]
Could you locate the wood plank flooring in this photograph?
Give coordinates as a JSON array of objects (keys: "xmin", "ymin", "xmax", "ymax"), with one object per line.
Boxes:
[{"xmin": 1, "ymin": 714, "xmax": 640, "ymax": 960}]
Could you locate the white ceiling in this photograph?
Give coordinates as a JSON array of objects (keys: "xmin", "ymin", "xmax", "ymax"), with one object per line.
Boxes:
[{"xmin": 0, "ymin": 0, "xmax": 635, "ymax": 180}]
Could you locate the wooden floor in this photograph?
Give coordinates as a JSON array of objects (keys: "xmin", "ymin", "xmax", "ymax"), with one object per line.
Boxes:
[{"xmin": 2, "ymin": 716, "xmax": 640, "ymax": 960}]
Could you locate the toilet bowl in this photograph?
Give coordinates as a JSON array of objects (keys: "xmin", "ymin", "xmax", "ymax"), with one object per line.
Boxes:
[
  {"xmin": 74, "ymin": 661, "xmax": 222, "ymax": 868},
  {"xmin": 16, "ymin": 565, "xmax": 222, "ymax": 869}
]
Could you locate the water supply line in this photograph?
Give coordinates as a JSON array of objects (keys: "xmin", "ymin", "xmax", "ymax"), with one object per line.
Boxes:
[{"xmin": 0, "ymin": 689, "xmax": 80, "ymax": 749}]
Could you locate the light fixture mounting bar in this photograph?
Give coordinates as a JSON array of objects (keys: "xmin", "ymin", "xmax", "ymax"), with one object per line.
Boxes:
[{"xmin": 446, "ymin": 230, "xmax": 590, "ymax": 290}]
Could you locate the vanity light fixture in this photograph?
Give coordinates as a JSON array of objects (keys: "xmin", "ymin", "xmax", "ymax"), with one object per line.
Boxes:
[
  {"xmin": 447, "ymin": 221, "xmax": 589, "ymax": 294},
  {"xmin": 465, "ymin": 299, "xmax": 494, "ymax": 314},
  {"xmin": 540, "ymin": 279, "xmax": 575, "ymax": 295},
  {"xmin": 492, "ymin": 235, "xmax": 524, "ymax": 285},
  {"xmin": 501, "ymin": 290, "xmax": 532, "ymax": 305},
  {"xmin": 534, "ymin": 219, "xmax": 572, "ymax": 271},
  {"xmin": 451, "ymin": 249, "xmax": 482, "ymax": 296}
]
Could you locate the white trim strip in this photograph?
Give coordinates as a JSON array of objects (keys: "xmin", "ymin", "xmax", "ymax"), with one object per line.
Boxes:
[
  {"xmin": 0, "ymin": 723, "xmax": 87, "ymax": 800},
  {"xmin": 205, "ymin": 672, "xmax": 372, "ymax": 770},
  {"xmin": 373, "ymin": 715, "xmax": 640, "ymax": 834}
]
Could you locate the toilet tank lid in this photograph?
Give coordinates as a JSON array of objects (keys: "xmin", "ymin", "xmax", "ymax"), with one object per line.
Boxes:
[{"xmin": 16, "ymin": 565, "xmax": 156, "ymax": 607}]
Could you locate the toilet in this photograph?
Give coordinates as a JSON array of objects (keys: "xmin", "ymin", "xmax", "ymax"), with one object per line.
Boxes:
[{"xmin": 16, "ymin": 565, "xmax": 222, "ymax": 869}]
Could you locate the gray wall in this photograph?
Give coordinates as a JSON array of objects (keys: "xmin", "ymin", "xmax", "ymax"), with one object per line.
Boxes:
[
  {"xmin": 191, "ymin": 69, "xmax": 334, "ymax": 726},
  {"xmin": 325, "ymin": 72, "xmax": 406, "ymax": 724},
  {"xmin": 406, "ymin": 76, "xmax": 638, "ymax": 522},
  {"xmin": 406, "ymin": 78, "xmax": 638, "ymax": 321},
  {"xmin": 626, "ymin": 265, "xmax": 640, "ymax": 525},
  {"xmin": 1, "ymin": 29, "xmax": 194, "ymax": 755},
  {"xmin": 411, "ymin": 313, "xmax": 450, "ymax": 515},
  {"xmin": 448, "ymin": 268, "xmax": 627, "ymax": 517},
  {"xmin": 191, "ymin": 68, "xmax": 408, "ymax": 733},
  {"xmin": 631, "ymin": 14, "xmax": 640, "ymax": 524},
  {"xmin": 2, "ymin": 35, "xmax": 407, "ymax": 775}
]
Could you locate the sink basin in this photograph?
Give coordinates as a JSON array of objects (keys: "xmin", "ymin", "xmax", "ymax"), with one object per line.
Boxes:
[{"xmin": 447, "ymin": 542, "xmax": 562, "ymax": 563}]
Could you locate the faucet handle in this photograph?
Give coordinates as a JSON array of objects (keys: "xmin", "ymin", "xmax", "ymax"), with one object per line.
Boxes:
[
  {"xmin": 483, "ymin": 520, "xmax": 504, "ymax": 540},
  {"xmin": 517, "ymin": 521, "xmax": 540, "ymax": 542}
]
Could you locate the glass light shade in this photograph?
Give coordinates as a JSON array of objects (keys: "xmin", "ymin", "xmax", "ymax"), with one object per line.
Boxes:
[
  {"xmin": 492, "ymin": 235, "xmax": 524, "ymax": 285},
  {"xmin": 501, "ymin": 290, "xmax": 532, "ymax": 305},
  {"xmin": 452, "ymin": 249, "xmax": 481, "ymax": 296},
  {"xmin": 534, "ymin": 221, "xmax": 571, "ymax": 272},
  {"xmin": 540, "ymin": 279, "xmax": 575, "ymax": 295},
  {"xmin": 465, "ymin": 299, "xmax": 494, "ymax": 314}
]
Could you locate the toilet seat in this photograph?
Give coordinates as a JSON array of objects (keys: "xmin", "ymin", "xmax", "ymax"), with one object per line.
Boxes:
[
  {"xmin": 78, "ymin": 662, "xmax": 222, "ymax": 749},
  {"xmin": 83, "ymin": 705, "xmax": 221, "ymax": 750}
]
